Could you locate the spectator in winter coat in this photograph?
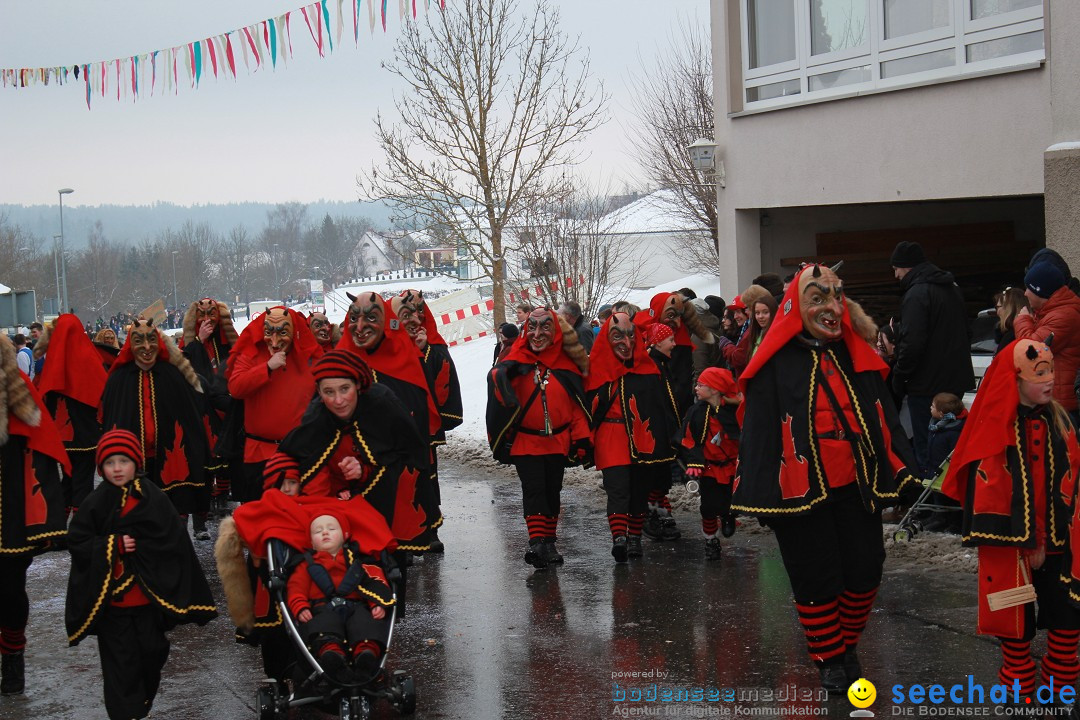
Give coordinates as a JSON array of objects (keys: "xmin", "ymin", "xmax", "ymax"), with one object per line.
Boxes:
[
  {"xmin": 993, "ymin": 287, "xmax": 1028, "ymax": 354},
  {"xmin": 1015, "ymin": 262, "xmax": 1080, "ymax": 422},
  {"xmin": 690, "ymin": 298, "xmax": 722, "ymax": 380},
  {"xmin": 890, "ymin": 241, "xmax": 975, "ymax": 472},
  {"xmin": 558, "ymin": 301, "xmax": 594, "ymax": 355}
]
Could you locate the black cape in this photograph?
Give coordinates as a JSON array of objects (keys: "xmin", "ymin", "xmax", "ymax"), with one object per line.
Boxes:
[
  {"xmin": 732, "ymin": 338, "xmax": 918, "ymax": 517},
  {"xmin": 278, "ymin": 384, "xmax": 439, "ymax": 552},
  {"xmin": 100, "ymin": 362, "xmax": 210, "ymax": 513},
  {"xmin": 588, "ymin": 372, "xmax": 679, "ymax": 464},
  {"xmin": 65, "ymin": 476, "xmax": 217, "ymax": 645},
  {"xmin": 0, "ymin": 435, "xmax": 67, "ymax": 555},
  {"xmin": 421, "ymin": 344, "xmax": 463, "ymax": 443},
  {"xmin": 676, "ymin": 399, "xmax": 741, "ymax": 470}
]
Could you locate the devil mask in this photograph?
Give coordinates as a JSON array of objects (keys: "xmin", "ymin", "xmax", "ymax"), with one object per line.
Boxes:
[
  {"xmin": 195, "ymin": 298, "xmax": 219, "ymax": 330},
  {"xmin": 264, "ymin": 308, "xmax": 294, "ymax": 354},
  {"xmin": 608, "ymin": 312, "xmax": 635, "ymax": 363},
  {"xmin": 659, "ymin": 294, "xmax": 683, "ymax": 329},
  {"xmin": 391, "ymin": 290, "xmax": 425, "ymax": 339},
  {"xmin": 799, "ymin": 265, "xmax": 844, "ymax": 341},
  {"xmin": 309, "ymin": 312, "xmax": 332, "ymax": 344},
  {"xmin": 130, "ymin": 319, "xmax": 160, "ymax": 370},
  {"xmin": 349, "ymin": 293, "xmax": 388, "ymax": 352},
  {"xmin": 526, "ymin": 308, "xmax": 556, "ymax": 354},
  {"xmin": 1013, "ymin": 339, "xmax": 1054, "ymax": 384}
]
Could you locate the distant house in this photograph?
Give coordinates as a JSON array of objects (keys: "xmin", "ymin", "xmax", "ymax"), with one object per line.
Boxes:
[{"xmin": 354, "ymin": 231, "xmax": 399, "ymax": 276}]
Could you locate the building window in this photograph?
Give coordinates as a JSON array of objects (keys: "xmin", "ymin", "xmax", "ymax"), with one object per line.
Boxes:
[{"xmin": 740, "ymin": 0, "xmax": 1044, "ymax": 110}]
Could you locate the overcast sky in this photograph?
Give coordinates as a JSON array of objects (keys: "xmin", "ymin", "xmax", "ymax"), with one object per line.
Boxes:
[{"xmin": 0, "ymin": 0, "xmax": 708, "ymax": 208}]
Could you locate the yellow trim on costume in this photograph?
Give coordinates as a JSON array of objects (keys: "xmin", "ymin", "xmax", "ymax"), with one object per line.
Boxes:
[
  {"xmin": 963, "ymin": 420, "xmax": 1033, "ymax": 545},
  {"xmin": 142, "ymin": 584, "xmax": 216, "ymax": 615},
  {"xmin": 112, "ymin": 575, "xmax": 135, "ymax": 597},
  {"xmin": 298, "ymin": 429, "xmax": 342, "ymax": 485},
  {"xmin": 359, "ymin": 467, "xmax": 386, "ymax": 499},
  {"xmin": 354, "ymin": 583, "xmax": 397, "ymax": 606},
  {"xmin": 68, "ymin": 536, "xmax": 118, "ymax": 644},
  {"xmin": 161, "ymin": 481, "xmax": 205, "ymax": 492},
  {"xmin": 351, "ymin": 426, "xmax": 377, "ymax": 465},
  {"xmin": 440, "ymin": 412, "xmax": 463, "ymax": 421},
  {"xmin": 65, "ymin": 446, "xmax": 98, "ymax": 453}
]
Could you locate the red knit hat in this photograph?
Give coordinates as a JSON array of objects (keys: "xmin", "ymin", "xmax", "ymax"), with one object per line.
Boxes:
[
  {"xmin": 263, "ymin": 452, "xmax": 300, "ymax": 491},
  {"xmin": 698, "ymin": 367, "xmax": 738, "ymax": 398},
  {"xmin": 729, "ymin": 295, "xmax": 747, "ymax": 311},
  {"xmin": 96, "ymin": 429, "xmax": 144, "ymax": 473},
  {"xmin": 646, "ymin": 322, "xmax": 674, "ymax": 346},
  {"xmin": 312, "ymin": 349, "xmax": 373, "ymax": 393},
  {"xmin": 307, "ymin": 506, "xmax": 351, "ymax": 539}
]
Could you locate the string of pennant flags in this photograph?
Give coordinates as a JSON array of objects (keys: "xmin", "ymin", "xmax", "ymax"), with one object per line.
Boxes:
[{"xmin": 1, "ymin": 0, "xmax": 445, "ymax": 109}]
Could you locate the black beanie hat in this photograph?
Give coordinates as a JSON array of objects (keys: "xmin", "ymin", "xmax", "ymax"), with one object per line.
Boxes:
[
  {"xmin": 499, "ymin": 322, "xmax": 519, "ymax": 339},
  {"xmin": 1025, "ymin": 262, "xmax": 1066, "ymax": 300},
  {"xmin": 704, "ymin": 295, "xmax": 726, "ymax": 319},
  {"xmin": 890, "ymin": 241, "xmax": 927, "ymax": 268}
]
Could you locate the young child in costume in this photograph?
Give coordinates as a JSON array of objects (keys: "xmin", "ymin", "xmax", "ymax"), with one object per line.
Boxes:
[
  {"xmin": 941, "ymin": 339, "xmax": 1080, "ymax": 700},
  {"xmin": 65, "ymin": 429, "xmax": 216, "ymax": 720},
  {"xmin": 677, "ymin": 367, "xmax": 742, "ymax": 561},
  {"xmin": 287, "ymin": 508, "xmax": 395, "ymax": 684}
]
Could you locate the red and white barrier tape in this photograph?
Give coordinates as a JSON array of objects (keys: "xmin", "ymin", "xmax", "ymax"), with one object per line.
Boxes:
[
  {"xmin": 447, "ymin": 330, "xmax": 492, "ymax": 347},
  {"xmin": 436, "ymin": 298, "xmax": 495, "ymax": 326}
]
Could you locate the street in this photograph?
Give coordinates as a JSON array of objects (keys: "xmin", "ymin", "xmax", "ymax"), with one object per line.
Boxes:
[{"xmin": 3, "ymin": 458, "xmax": 1005, "ymax": 719}]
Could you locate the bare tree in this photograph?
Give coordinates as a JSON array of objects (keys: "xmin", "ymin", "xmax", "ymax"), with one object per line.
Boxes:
[
  {"xmin": 70, "ymin": 221, "xmax": 123, "ymax": 319},
  {"xmin": 509, "ymin": 183, "xmax": 642, "ymax": 318},
  {"xmin": 359, "ymin": 0, "xmax": 606, "ymax": 325},
  {"xmin": 260, "ymin": 203, "xmax": 308, "ymax": 300},
  {"xmin": 305, "ymin": 214, "xmax": 371, "ymax": 288},
  {"xmin": 171, "ymin": 220, "xmax": 220, "ymax": 305},
  {"xmin": 216, "ymin": 225, "xmax": 254, "ymax": 305},
  {"xmin": 627, "ymin": 21, "xmax": 719, "ymax": 271}
]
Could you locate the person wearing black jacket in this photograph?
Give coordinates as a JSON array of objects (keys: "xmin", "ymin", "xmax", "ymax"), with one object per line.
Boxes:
[{"xmin": 890, "ymin": 241, "xmax": 975, "ymax": 472}]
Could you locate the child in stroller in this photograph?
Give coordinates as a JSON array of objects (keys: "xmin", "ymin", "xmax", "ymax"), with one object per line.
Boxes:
[
  {"xmin": 219, "ymin": 490, "xmax": 416, "ymax": 720},
  {"xmin": 287, "ymin": 510, "xmax": 393, "ymax": 685}
]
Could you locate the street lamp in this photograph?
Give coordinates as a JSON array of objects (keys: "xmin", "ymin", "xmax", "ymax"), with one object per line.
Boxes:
[
  {"xmin": 51, "ymin": 236, "xmax": 62, "ymax": 313},
  {"xmin": 171, "ymin": 250, "xmax": 179, "ymax": 317},
  {"xmin": 688, "ymin": 138, "xmax": 725, "ymax": 188},
  {"xmin": 58, "ymin": 188, "xmax": 73, "ymax": 313}
]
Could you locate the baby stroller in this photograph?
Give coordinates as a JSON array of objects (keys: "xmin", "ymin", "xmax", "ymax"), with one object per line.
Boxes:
[
  {"xmin": 892, "ymin": 450, "xmax": 955, "ymax": 542},
  {"xmin": 255, "ymin": 538, "xmax": 416, "ymax": 720}
]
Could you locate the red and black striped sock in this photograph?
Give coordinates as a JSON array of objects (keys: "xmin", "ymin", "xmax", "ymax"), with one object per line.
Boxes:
[
  {"xmin": 352, "ymin": 640, "xmax": 380, "ymax": 660},
  {"xmin": 647, "ymin": 491, "xmax": 663, "ymax": 510},
  {"xmin": 660, "ymin": 495, "xmax": 673, "ymax": 512},
  {"xmin": 838, "ymin": 587, "xmax": 878, "ymax": 649},
  {"xmin": 628, "ymin": 514, "xmax": 645, "ymax": 537},
  {"xmin": 544, "ymin": 514, "xmax": 558, "ymax": 540},
  {"xmin": 525, "ymin": 515, "xmax": 547, "ymax": 542},
  {"xmin": 0, "ymin": 627, "xmax": 26, "ymax": 654},
  {"xmin": 608, "ymin": 514, "xmax": 629, "ymax": 539},
  {"xmin": 999, "ymin": 639, "xmax": 1037, "ymax": 696},
  {"xmin": 213, "ymin": 476, "xmax": 231, "ymax": 497},
  {"xmin": 702, "ymin": 517, "xmax": 718, "ymax": 538},
  {"xmin": 794, "ymin": 599, "xmax": 846, "ymax": 665},
  {"xmin": 1041, "ymin": 629, "xmax": 1080, "ymax": 688}
]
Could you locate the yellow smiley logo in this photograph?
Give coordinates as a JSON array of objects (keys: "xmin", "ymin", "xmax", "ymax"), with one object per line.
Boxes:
[{"xmin": 848, "ymin": 678, "xmax": 876, "ymax": 709}]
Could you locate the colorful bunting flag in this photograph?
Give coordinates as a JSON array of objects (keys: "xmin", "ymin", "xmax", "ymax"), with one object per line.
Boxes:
[{"xmin": 2, "ymin": 0, "xmax": 445, "ymax": 107}]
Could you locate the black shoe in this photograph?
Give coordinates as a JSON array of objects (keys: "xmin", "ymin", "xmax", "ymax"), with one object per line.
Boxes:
[
  {"xmin": 319, "ymin": 649, "xmax": 356, "ymax": 685},
  {"xmin": 541, "ymin": 539, "xmax": 563, "ymax": 565},
  {"xmin": 627, "ymin": 536, "xmax": 643, "ymax": 558},
  {"xmin": 612, "ymin": 536, "xmax": 628, "ymax": 563},
  {"xmin": 643, "ymin": 511, "xmax": 664, "ymax": 541},
  {"xmin": 192, "ymin": 514, "xmax": 211, "ymax": 541},
  {"xmin": 661, "ymin": 515, "xmax": 681, "ymax": 541},
  {"xmin": 720, "ymin": 514, "xmax": 737, "ymax": 538},
  {"xmin": 428, "ymin": 531, "xmax": 445, "ymax": 554},
  {"xmin": 704, "ymin": 538, "xmax": 722, "ymax": 561},
  {"xmin": 352, "ymin": 649, "xmax": 380, "ymax": 680},
  {"xmin": 524, "ymin": 539, "xmax": 548, "ymax": 569},
  {"xmin": 819, "ymin": 662, "xmax": 848, "ymax": 694},
  {"xmin": 844, "ymin": 648, "xmax": 861, "ymax": 683},
  {"xmin": 1, "ymin": 651, "xmax": 25, "ymax": 695}
]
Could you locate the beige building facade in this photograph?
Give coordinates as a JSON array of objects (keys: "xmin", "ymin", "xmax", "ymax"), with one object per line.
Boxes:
[{"xmin": 709, "ymin": 0, "xmax": 1079, "ymax": 311}]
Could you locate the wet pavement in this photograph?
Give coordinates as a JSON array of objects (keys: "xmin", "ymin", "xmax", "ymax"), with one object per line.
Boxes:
[{"xmin": 4, "ymin": 459, "xmax": 1012, "ymax": 719}]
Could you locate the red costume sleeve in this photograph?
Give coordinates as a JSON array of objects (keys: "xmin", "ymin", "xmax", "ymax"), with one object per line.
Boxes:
[
  {"xmin": 227, "ymin": 348, "xmax": 272, "ymax": 399},
  {"xmin": 286, "ymin": 563, "xmax": 312, "ymax": 618}
]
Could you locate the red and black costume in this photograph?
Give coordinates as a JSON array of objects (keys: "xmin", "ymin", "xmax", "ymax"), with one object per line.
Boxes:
[
  {"xmin": 676, "ymin": 368, "xmax": 741, "ymax": 548},
  {"xmin": 0, "ymin": 336, "xmax": 68, "ymax": 696},
  {"xmin": 99, "ymin": 322, "xmax": 210, "ymax": 516},
  {"xmin": 66, "ymin": 430, "xmax": 216, "ymax": 720},
  {"xmin": 337, "ymin": 293, "xmax": 442, "ymax": 547},
  {"xmin": 180, "ymin": 298, "xmax": 239, "ymax": 506},
  {"xmin": 487, "ymin": 308, "xmax": 591, "ymax": 568},
  {"xmin": 587, "ymin": 312, "xmax": 679, "ymax": 561},
  {"xmin": 941, "ymin": 339, "xmax": 1080, "ymax": 696},
  {"xmin": 732, "ymin": 264, "xmax": 918, "ymax": 691},
  {"xmin": 226, "ymin": 307, "xmax": 318, "ymax": 502},
  {"xmin": 35, "ymin": 313, "xmax": 105, "ymax": 515}
]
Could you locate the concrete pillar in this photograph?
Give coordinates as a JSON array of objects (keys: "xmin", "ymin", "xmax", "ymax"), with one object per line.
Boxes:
[{"xmin": 1044, "ymin": 0, "xmax": 1080, "ymax": 271}]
